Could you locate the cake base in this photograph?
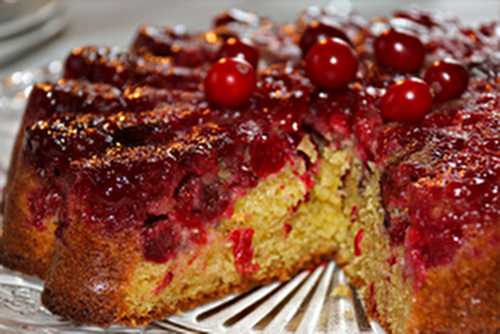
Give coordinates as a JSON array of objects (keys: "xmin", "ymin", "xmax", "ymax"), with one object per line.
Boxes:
[{"xmin": 41, "ymin": 143, "xmax": 365, "ymax": 326}]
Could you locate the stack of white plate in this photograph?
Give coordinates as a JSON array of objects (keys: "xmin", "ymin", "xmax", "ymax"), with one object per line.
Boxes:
[{"xmin": 0, "ymin": 0, "xmax": 66, "ymax": 66}]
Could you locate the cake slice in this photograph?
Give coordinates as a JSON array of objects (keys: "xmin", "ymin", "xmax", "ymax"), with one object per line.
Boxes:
[
  {"xmin": 0, "ymin": 77, "xmax": 203, "ymax": 277},
  {"xmin": 0, "ymin": 10, "xmax": 299, "ymax": 278},
  {"xmin": 298, "ymin": 9, "xmax": 500, "ymax": 334},
  {"xmin": 28, "ymin": 62, "xmax": 368, "ymax": 325}
]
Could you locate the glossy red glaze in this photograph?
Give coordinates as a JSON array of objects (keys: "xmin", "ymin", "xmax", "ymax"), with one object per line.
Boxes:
[
  {"xmin": 64, "ymin": 47, "xmax": 202, "ymax": 90},
  {"xmin": 424, "ymin": 59, "xmax": 469, "ymax": 102},
  {"xmin": 204, "ymin": 57, "xmax": 257, "ymax": 108},
  {"xmin": 381, "ymin": 78, "xmax": 433, "ymax": 123},
  {"xmin": 374, "ymin": 28, "xmax": 425, "ymax": 73},
  {"xmin": 131, "ymin": 25, "xmax": 219, "ymax": 67},
  {"xmin": 380, "ymin": 80, "xmax": 499, "ymax": 286},
  {"xmin": 305, "ymin": 38, "xmax": 358, "ymax": 90},
  {"xmin": 24, "ymin": 81, "xmax": 125, "ymax": 126},
  {"xmin": 249, "ymin": 134, "xmax": 288, "ymax": 178}
]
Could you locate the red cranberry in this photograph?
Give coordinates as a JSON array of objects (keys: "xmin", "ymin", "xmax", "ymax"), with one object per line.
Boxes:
[
  {"xmin": 381, "ymin": 78, "xmax": 433, "ymax": 123},
  {"xmin": 354, "ymin": 228, "xmax": 364, "ymax": 256},
  {"xmin": 143, "ymin": 219, "xmax": 180, "ymax": 263},
  {"xmin": 204, "ymin": 57, "xmax": 256, "ymax": 108},
  {"xmin": 175, "ymin": 176, "xmax": 230, "ymax": 222},
  {"xmin": 250, "ymin": 134, "xmax": 287, "ymax": 177},
  {"xmin": 229, "ymin": 228, "xmax": 259, "ymax": 275},
  {"xmin": 424, "ymin": 59, "xmax": 469, "ymax": 102},
  {"xmin": 374, "ymin": 28, "xmax": 425, "ymax": 73},
  {"xmin": 299, "ymin": 20, "xmax": 351, "ymax": 55},
  {"xmin": 305, "ymin": 38, "xmax": 358, "ymax": 90},
  {"xmin": 219, "ymin": 38, "xmax": 259, "ymax": 68}
]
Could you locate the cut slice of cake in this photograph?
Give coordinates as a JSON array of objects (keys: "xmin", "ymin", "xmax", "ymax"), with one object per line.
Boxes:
[
  {"xmin": 0, "ymin": 7, "xmax": 498, "ymax": 333},
  {"xmin": 0, "ymin": 10, "xmax": 298, "ymax": 278}
]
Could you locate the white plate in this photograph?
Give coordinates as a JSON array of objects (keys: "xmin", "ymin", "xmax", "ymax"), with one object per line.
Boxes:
[
  {"xmin": 0, "ymin": 0, "xmax": 60, "ymax": 39},
  {"xmin": 0, "ymin": 11, "xmax": 67, "ymax": 66}
]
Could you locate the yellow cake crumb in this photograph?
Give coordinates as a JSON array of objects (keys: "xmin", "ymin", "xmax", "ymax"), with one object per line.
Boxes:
[{"xmin": 331, "ymin": 283, "xmax": 352, "ymax": 299}]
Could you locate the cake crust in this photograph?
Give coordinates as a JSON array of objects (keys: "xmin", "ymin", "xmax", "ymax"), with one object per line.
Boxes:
[
  {"xmin": 0, "ymin": 164, "xmax": 56, "ymax": 278},
  {"xmin": 362, "ymin": 228, "xmax": 500, "ymax": 334},
  {"xmin": 42, "ymin": 222, "xmax": 140, "ymax": 325},
  {"xmin": 408, "ymin": 227, "xmax": 500, "ymax": 334}
]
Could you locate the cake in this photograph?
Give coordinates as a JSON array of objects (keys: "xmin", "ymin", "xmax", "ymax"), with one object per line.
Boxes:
[{"xmin": 1, "ymin": 7, "xmax": 498, "ymax": 334}]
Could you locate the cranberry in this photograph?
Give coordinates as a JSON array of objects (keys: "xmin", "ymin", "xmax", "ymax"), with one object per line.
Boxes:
[
  {"xmin": 143, "ymin": 219, "xmax": 180, "ymax": 263},
  {"xmin": 305, "ymin": 38, "xmax": 358, "ymax": 90},
  {"xmin": 204, "ymin": 57, "xmax": 256, "ymax": 108},
  {"xmin": 381, "ymin": 78, "xmax": 433, "ymax": 123},
  {"xmin": 299, "ymin": 20, "xmax": 351, "ymax": 55},
  {"xmin": 153, "ymin": 272, "xmax": 174, "ymax": 295},
  {"xmin": 424, "ymin": 59, "xmax": 469, "ymax": 102},
  {"xmin": 219, "ymin": 38, "xmax": 260, "ymax": 68},
  {"xmin": 175, "ymin": 176, "xmax": 230, "ymax": 222},
  {"xmin": 250, "ymin": 134, "xmax": 287, "ymax": 177},
  {"xmin": 229, "ymin": 228, "xmax": 259, "ymax": 275},
  {"xmin": 354, "ymin": 228, "xmax": 364, "ymax": 256},
  {"xmin": 374, "ymin": 28, "xmax": 425, "ymax": 72}
]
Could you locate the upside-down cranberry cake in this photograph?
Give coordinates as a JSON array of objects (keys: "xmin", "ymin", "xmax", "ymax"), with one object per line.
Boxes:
[{"xmin": 1, "ymin": 7, "xmax": 498, "ymax": 334}]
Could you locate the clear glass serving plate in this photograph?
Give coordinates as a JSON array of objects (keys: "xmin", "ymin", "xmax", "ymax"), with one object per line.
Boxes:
[{"xmin": 0, "ymin": 62, "xmax": 385, "ymax": 334}]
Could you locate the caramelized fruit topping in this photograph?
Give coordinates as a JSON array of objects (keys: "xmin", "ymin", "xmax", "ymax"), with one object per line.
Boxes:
[{"xmin": 22, "ymin": 10, "xmax": 499, "ymax": 284}]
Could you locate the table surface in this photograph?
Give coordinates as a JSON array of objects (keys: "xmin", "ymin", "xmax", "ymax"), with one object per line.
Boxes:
[{"xmin": 0, "ymin": 0, "xmax": 499, "ymax": 78}]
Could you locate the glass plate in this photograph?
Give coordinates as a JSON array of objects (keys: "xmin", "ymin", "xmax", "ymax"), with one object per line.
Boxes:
[{"xmin": 0, "ymin": 63, "xmax": 385, "ymax": 334}]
